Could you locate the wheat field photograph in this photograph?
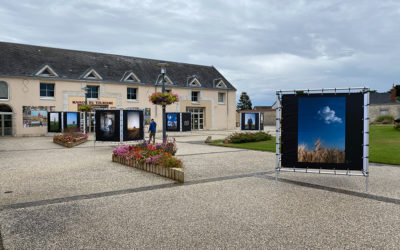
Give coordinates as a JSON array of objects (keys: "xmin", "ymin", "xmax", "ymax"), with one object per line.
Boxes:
[{"xmin": 298, "ymin": 96, "xmax": 346, "ymax": 163}]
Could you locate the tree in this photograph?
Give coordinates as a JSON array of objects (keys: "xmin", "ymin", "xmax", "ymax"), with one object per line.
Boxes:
[{"xmin": 237, "ymin": 92, "xmax": 253, "ymax": 110}]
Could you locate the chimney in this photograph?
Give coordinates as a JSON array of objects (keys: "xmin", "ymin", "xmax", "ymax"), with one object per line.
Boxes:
[{"xmin": 390, "ymin": 85, "xmax": 396, "ymax": 103}]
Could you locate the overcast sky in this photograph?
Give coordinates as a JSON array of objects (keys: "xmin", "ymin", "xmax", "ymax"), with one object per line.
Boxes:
[{"xmin": 1, "ymin": 0, "xmax": 399, "ymax": 106}]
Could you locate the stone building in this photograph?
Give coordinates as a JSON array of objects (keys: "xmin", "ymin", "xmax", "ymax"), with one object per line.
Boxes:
[
  {"xmin": 0, "ymin": 42, "xmax": 236, "ymax": 136},
  {"xmin": 369, "ymin": 86, "xmax": 400, "ymax": 122}
]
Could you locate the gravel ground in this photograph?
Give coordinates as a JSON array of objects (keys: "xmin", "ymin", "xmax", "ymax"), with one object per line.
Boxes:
[{"xmin": 0, "ymin": 130, "xmax": 399, "ymax": 249}]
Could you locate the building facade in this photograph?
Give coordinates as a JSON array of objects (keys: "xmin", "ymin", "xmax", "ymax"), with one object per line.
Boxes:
[{"xmin": 0, "ymin": 42, "xmax": 236, "ymax": 136}]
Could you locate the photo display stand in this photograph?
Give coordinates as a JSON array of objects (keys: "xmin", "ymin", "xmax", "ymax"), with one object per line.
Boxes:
[
  {"xmin": 275, "ymin": 87, "xmax": 370, "ymax": 192},
  {"xmin": 240, "ymin": 112, "xmax": 262, "ymax": 131},
  {"xmin": 166, "ymin": 112, "xmax": 192, "ymax": 132},
  {"xmin": 94, "ymin": 108, "xmax": 145, "ymax": 150}
]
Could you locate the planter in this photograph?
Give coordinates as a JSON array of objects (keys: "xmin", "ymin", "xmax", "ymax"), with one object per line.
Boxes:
[
  {"xmin": 112, "ymin": 155, "xmax": 184, "ymax": 183},
  {"xmin": 53, "ymin": 137, "xmax": 88, "ymax": 148}
]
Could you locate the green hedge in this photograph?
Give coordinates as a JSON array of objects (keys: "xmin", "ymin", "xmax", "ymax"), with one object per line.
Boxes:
[
  {"xmin": 227, "ymin": 132, "xmax": 272, "ymax": 143},
  {"xmin": 375, "ymin": 115, "xmax": 394, "ymax": 124}
]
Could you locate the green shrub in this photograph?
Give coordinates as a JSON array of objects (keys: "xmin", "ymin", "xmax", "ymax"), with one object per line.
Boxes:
[
  {"xmin": 226, "ymin": 132, "xmax": 272, "ymax": 143},
  {"xmin": 375, "ymin": 115, "xmax": 394, "ymax": 124}
]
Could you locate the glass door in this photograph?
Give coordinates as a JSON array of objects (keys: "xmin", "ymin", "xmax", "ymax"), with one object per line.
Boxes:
[
  {"xmin": 186, "ymin": 107, "xmax": 204, "ymax": 130},
  {"xmin": 0, "ymin": 114, "xmax": 12, "ymax": 136}
]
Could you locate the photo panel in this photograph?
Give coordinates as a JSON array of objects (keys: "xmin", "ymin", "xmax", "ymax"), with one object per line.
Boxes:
[
  {"xmin": 281, "ymin": 93, "xmax": 364, "ymax": 171},
  {"xmin": 95, "ymin": 110, "xmax": 120, "ymax": 141},
  {"xmin": 48, "ymin": 112, "xmax": 62, "ymax": 132},
  {"xmin": 63, "ymin": 112, "xmax": 81, "ymax": 132},
  {"xmin": 166, "ymin": 112, "xmax": 180, "ymax": 131},
  {"xmin": 241, "ymin": 113, "xmax": 260, "ymax": 130},
  {"xmin": 181, "ymin": 112, "xmax": 192, "ymax": 132},
  {"xmin": 123, "ymin": 110, "xmax": 144, "ymax": 141}
]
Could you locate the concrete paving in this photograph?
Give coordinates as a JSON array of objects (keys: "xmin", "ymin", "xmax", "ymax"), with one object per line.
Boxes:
[{"xmin": 0, "ymin": 130, "xmax": 399, "ymax": 249}]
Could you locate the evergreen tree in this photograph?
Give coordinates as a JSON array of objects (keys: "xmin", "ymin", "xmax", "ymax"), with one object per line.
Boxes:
[{"xmin": 237, "ymin": 92, "xmax": 253, "ymax": 110}]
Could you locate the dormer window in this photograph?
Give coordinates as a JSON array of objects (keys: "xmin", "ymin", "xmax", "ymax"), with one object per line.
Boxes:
[
  {"xmin": 189, "ymin": 78, "xmax": 201, "ymax": 87},
  {"xmin": 82, "ymin": 68, "xmax": 102, "ymax": 80},
  {"xmin": 157, "ymin": 75, "xmax": 174, "ymax": 85},
  {"xmin": 215, "ymin": 79, "xmax": 227, "ymax": 88},
  {"xmin": 122, "ymin": 71, "xmax": 140, "ymax": 83},
  {"xmin": 35, "ymin": 65, "xmax": 58, "ymax": 77}
]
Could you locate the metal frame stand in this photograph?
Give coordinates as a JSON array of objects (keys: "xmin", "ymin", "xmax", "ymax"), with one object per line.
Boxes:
[{"xmin": 275, "ymin": 87, "xmax": 370, "ymax": 192}]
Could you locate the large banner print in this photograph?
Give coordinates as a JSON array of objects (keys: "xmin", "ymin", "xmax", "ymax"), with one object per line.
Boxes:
[
  {"xmin": 241, "ymin": 113, "xmax": 260, "ymax": 130},
  {"xmin": 95, "ymin": 110, "xmax": 120, "ymax": 141},
  {"xmin": 63, "ymin": 112, "xmax": 81, "ymax": 132},
  {"xmin": 166, "ymin": 112, "xmax": 180, "ymax": 132},
  {"xmin": 48, "ymin": 112, "xmax": 62, "ymax": 132},
  {"xmin": 123, "ymin": 110, "xmax": 144, "ymax": 141},
  {"xmin": 281, "ymin": 93, "xmax": 364, "ymax": 171}
]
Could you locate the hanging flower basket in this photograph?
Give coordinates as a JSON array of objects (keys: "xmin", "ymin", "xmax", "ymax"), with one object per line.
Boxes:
[{"xmin": 149, "ymin": 92, "xmax": 179, "ymax": 105}]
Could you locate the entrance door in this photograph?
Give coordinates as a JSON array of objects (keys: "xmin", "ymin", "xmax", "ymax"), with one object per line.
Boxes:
[
  {"xmin": 0, "ymin": 104, "xmax": 13, "ymax": 136},
  {"xmin": 186, "ymin": 107, "xmax": 204, "ymax": 130},
  {"xmin": 0, "ymin": 114, "xmax": 12, "ymax": 136}
]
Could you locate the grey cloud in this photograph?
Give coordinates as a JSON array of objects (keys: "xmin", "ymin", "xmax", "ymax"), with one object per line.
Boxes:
[{"xmin": 0, "ymin": 0, "xmax": 399, "ymax": 105}]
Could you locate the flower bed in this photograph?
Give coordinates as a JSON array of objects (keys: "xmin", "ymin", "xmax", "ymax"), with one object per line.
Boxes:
[
  {"xmin": 149, "ymin": 92, "xmax": 179, "ymax": 105},
  {"xmin": 225, "ymin": 131, "xmax": 272, "ymax": 143},
  {"xmin": 53, "ymin": 132, "xmax": 88, "ymax": 148},
  {"xmin": 112, "ymin": 141, "xmax": 184, "ymax": 182}
]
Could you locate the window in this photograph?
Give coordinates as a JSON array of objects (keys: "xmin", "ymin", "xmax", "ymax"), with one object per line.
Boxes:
[
  {"xmin": 86, "ymin": 86, "xmax": 99, "ymax": 99},
  {"xmin": 40, "ymin": 83, "xmax": 55, "ymax": 97},
  {"xmin": 123, "ymin": 72, "xmax": 140, "ymax": 83},
  {"xmin": 0, "ymin": 81, "xmax": 8, "ymax": 100},
  {"xmin": 189, "ymin": 78, "xmax": 201, "ymax": 87},
  {"xmin": 82, "ymin": 69, "xmax": 102, "ymax": 80},
  {"xmin": 192, "ymin": 91, "xmax": 199, "ymax": 102},
  {"xmin": 158, "ymin": 75, "xmax": 173, "ymax": 85},
  {"xmin": 127, "ymin": 87, "xmax": 137, "ymax": 100},
  {"xmin": 215, "ymin": 80, "xmax": 227, "ymax": 88},
  {"xmin": 218, "ymin": 92, "xmax": 225, "ymax": 104},
  {"xmin": 35, "ymin": 65, "xmax": 58, "ymax": 77},
  {"xmin": 380, "ymin": 109, "xmax": 389, "ymax": 115}
]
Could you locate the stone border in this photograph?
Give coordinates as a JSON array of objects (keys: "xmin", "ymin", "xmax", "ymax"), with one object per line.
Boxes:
[
  {"xmin": 112, "ymin": 155, "xmax": 184, "ymax": 183},
  {"xmin": 53, "ymin": 138, "xmax": 88, "ymax": 148}
]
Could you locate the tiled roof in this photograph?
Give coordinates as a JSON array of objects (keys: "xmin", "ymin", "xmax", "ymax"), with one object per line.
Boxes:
[
  {"xmin": 0, "ymin": 41, "xmax": 236, "ymax": 90},
  {"xmin": 370, "ymin": 93, "xmax": 392, "ymax": 104}
]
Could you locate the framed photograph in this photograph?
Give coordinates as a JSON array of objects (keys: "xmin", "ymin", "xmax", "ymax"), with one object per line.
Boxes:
[
  {"xmin": 281, "ymin": 93, "xmax": 364, "ymax": 171},
  {"xmin": 123, "ymin": 110, "xmax": 144, "ymax": 141},
  {"xmin": 95, "ymin": 110, "xmax": 120, "ymax": 141},
  {"xmin": 48, "ymin": 112, "xmax": 61, "ymax": 132},
  {"xmin": 181, "ymin": 112, "xmax": 192, "ymax": 132},
  {"xmin": 63, "ymin": 112, "xmax": 80, "ymax": 132},
  {"xmin": 240, "ymin": 113, "xmax": 260, "ymax": 130},
  {"xmin": 166, "ymin": 112, "xmax": 180, "ymax": 131}
]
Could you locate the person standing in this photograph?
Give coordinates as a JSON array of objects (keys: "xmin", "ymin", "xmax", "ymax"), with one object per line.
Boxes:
[{"xmin": 148, "ymin": 119, "xmax": 157, "ymax": 144}]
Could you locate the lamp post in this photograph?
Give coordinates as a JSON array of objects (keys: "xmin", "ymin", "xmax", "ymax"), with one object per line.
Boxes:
[
  {"xmin": 82, "ymin": 86, "xmax": 89, "ymax": 134},
  {"xmin": 156, "ymin": 62, "xmax": 169, "ymax": 142}
]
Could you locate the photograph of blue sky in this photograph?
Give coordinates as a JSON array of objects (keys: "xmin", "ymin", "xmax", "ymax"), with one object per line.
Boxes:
[
  {"xmin": 245, "ymin": 113, "xmax": 255, "ymax": 129},
  {"xmin": 298, "ymin": 97, "xmax": 346, "ymax": 150},
  {"xmin": 66, "ymin": 112, "xmax": 78, "ymax": 127}
]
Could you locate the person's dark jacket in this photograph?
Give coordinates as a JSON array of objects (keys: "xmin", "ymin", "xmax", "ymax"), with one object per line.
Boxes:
[{"xmin": 149, "ymin": 121, "xmax": 157, "ymax": 132}]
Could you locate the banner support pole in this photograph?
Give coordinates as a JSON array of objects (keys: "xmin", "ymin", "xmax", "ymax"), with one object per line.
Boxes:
[{"xmin": 275, "ymin": 91, "xmax": 281, "ymax": 188}]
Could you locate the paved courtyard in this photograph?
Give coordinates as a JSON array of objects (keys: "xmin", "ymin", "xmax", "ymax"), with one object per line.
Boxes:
[{"xmin": 0, "ymin": 130, "xmax": 399, "ymax": 249}]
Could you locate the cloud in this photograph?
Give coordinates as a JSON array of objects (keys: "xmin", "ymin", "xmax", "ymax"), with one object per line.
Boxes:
[
  {"xmin": 0, "ymin": 0, "xmax": 400, "ymax": 106},
  {"xmin": 318, "ymin": 106, "xmax": 342, "ymax": 124}
]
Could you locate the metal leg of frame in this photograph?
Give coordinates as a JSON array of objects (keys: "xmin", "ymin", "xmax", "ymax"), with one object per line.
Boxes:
[{"xmin": 365, "ymin": 174, "xmax": 369, "ymax": 193}]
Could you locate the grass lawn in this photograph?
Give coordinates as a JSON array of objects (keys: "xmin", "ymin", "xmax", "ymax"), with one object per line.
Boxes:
[
  {"xmin": 210, "ymin": 138, "xmax": 276, "ymax": 152},
  {"xmin": 369, "ymin": 126, "xmax": 400, "ymax": 165},
  {"xmin": 210, "ymin": 126, "xmax": 400, "ymax": 165}
]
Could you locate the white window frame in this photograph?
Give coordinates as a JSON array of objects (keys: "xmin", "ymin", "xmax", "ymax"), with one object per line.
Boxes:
[
  {"xmin": 82, "ymin": 69, "xmax": 103, "ymax": 80},
  {"xmin": 0, "ymin": 81, "xmax": 10, "ymax": 101},
  {"xmin": 39, "ymin": 82, "xmax": 55, "ymax": 99},
  {"xmin": 86, "ymin": 85, "xmax": 99, "ymax": 100},
  {"xmin": 35, "ymin": 65, "xmax": 59, "ymax": 77},
  {"xmin": 216, "ymin": 80, "xmax": 227, "ymax": 89},
  {"xmin": 191, "ymin": 91, "xmax": 200, "ymax": 103},
  {"xmin": 189, "ymin": 78, "xmax": 201, "ymax": 87},
  {"xmin": 127, "ymin": 87, "xmax": 138, "ymax": 102},
  {"xmin": 122, "ymin": 72, "xmax": 140, "ymax": 83},
  {"xmin": 218, "ymin": 92, "xmax": 225, "ymax": 104},
  {"xmin": 158, "ymin": 75, "xmax": 174, "ymax": 85}
]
